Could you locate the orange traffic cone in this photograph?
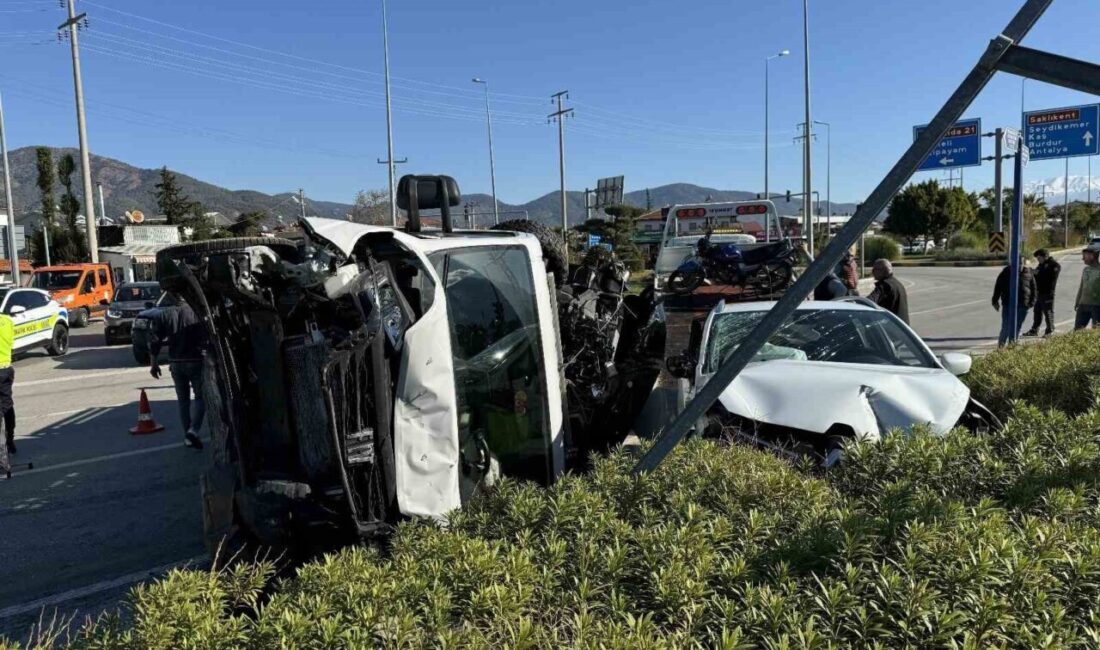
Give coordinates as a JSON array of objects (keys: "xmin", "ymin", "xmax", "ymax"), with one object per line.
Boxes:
[{"xmin": 130, "ymin": 389, "xmax": 165, "ymax": 435}]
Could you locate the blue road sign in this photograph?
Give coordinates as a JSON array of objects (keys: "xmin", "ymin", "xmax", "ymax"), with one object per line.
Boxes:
[
  {"xmin": 913, "ymin": 118, "xmax": 982, "ymax": 171},
  {"xmin": 1023, "ymin": 104, "xmax": 1100, "ymax": 161},
  {"xmin": 587, "ymin": 234, "xmax": 601, "ymax": 248}
]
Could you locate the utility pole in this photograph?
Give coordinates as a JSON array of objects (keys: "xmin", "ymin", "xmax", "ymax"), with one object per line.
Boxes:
[
  {"xmin": 377, "ymin": 157, "xmax": 407, "ymax": 223},
  {"xmin": 814, "ymin": 120, "xmax": 831, "ymax": 240},
  {"xmin": 0, "ymin": 93, "xmax": 21, "ymax": 285},
  {"xmin": 380, "ymin": 0, "xmax": 397, "ymax": 226},
  {"xmin": 1064, "ymin": 157, "xmax": 1070, "ymax": 248},
  {"xmin": 549, "ymin": 91, "xmax": 573, "ymax": 238},
  {"xmin": 299, "ymin": 188, "xmax": 307, "ymax": 220},
  {"xmin": 801, "ymin": 0, "xmax": 814, "ymax": 257},
  {"xmin": 59, "ymin": 0, "xmax": 97, "ymax": 262}
]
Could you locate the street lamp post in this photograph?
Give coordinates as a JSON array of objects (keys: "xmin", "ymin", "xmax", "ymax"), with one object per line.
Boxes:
[
  {"xmin": 381, "ymin": 0, "xmax": 397, "ymax": 226},
  {"xmin": 814, "ymin": 119, "xmax": 831, "ymax": 240},
  {"xmin": 472, "ymin": 78, "xmax": 499, "ymax": 225},
  {"xmin": 802, "ymin": 0, "xmax": 814, "ymax": 256},
  {"xmin": 764, "ymin": 49, "xmax": 789, "ymax": 242}
]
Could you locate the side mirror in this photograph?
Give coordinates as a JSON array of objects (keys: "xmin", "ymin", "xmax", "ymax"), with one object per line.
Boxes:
[
  {"xmin": 941, "ymin": 352, "xmax": 972, "ymax": 376},
  {"xmin": 9, "ymin": 305, "xmax": 26, "ymax": 316},
  {"xmin": 100, "ymin": 299, "xmax": 110, "ymax": 306},
  {"xmin": 665, "ymin": 353, "xmax": 695, "ymax": 380}
]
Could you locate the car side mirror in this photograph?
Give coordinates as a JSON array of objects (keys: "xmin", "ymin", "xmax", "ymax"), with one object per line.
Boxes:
[
  {"xmin": 9, "ymin": 305, "xmax": 25, "ymax": 316},
  {"xmin": 941, "ymin": 352, "xmax": 972, "ymax": 376},
  {"xmin": 100, "ymin": 299, "xmax": 110, "ymax": 306},
  {"xmin": 665, "ymin": 353, "xmax": 695, "ymax": 379}
]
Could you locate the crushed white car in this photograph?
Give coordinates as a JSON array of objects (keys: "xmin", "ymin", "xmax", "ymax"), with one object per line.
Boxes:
[{"xmin": 667, "ymin": 299, "xmax": 999, "ymax": 465}]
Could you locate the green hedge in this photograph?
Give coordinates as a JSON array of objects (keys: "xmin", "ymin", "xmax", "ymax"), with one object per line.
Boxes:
[
  {"xmin": 966, "ymin": 328, "xmax": 1100, "ymax": 417},
  {"xmin": 861, "ymin": 235, "xmax": 900, "ymax": 262},
  {"xmin": 933, "ymin": 247, "xmax": 1005, "ymax": 261},
  {"xmin": 946, "ymin": 231, "xmax": 985, "ymax": 251},
  {"xmin": 12, "ymin": 335, "xmax": 1100, "ymax": 649}
]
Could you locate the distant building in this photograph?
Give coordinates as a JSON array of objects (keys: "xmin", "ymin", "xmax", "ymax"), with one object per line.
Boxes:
[{"xmin": 98, "ymin": 224, "xmax": 181, "ymax": 283}]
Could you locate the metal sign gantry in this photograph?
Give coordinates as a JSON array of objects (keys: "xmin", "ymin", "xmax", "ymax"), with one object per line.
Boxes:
[{"xmin": 634, "ymin": 0, "xmax": 1100, "ymax": 475}]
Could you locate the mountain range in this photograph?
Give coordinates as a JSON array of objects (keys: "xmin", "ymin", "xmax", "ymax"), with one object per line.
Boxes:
[
  {"xmin": 1, "ymin": 146, "xmax": 859, "ymax": 228},
  {"xmin": 1024, "ymin": 175, "xmax": 1100, "ymax": 202}
]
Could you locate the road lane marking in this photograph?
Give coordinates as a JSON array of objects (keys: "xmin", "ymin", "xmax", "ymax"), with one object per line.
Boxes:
[
  {"xmin": 13, "ymin": 442, "xmax": 185, "ymax": 477},
  {"xmin": 15, "ymin": 367, "xmax": 149, "ymax": 389},
  {"xmin": 910, "ymin": 298, "xmax": 990, "ymax": 317},
  {"xmin": 0, "ymin": 555, "xmax": 207, "ymax": 621}
]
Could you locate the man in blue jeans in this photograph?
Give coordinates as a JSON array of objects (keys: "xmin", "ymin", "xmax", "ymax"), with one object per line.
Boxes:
[
  {"xmin": 992, "ymin": 257, "xmax": 1037, "ymax": 347},
  {"xmin": 148, "ymin": 297, "xmax": 208, "ymax": 449}
]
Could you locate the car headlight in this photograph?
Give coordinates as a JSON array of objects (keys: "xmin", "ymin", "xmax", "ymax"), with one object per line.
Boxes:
[
  {"xmin": 106, "ymin": 308, "xmax": 121, "ymax": 319},
  {"xmin": 63, "ymin": 295, "xmax": 74, "ymax": 304}
]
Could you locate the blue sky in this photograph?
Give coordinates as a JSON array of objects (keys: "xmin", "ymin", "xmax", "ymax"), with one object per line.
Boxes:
[{"xmin": 0, "ymin": 0, "xmax": 1097, "ymax": 207}]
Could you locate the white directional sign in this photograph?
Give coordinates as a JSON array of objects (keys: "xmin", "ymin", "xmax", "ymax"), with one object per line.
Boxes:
[
  {"xmin": 1003, "ymin": 127, "xmax": 1021, "ymax": 154},
  {"xmin": 1019, "ymin": 144, "xmax": 1030, "ymax": 167}
]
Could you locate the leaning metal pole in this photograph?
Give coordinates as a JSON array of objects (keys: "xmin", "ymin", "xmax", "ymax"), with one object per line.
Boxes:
[{"xmin": 633, "ymin": 0, "xmax": 1055, "ymax": 475}]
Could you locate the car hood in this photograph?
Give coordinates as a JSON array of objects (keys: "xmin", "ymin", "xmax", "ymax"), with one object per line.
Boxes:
[{"xmin": 709, "ymin": 359, "xmax": 970, "ymax": 440}]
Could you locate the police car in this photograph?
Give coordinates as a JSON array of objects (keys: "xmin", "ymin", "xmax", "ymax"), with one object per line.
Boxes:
[{"xmin": 0, "ymin": 287, "xmax": 69, "ymax": 357}]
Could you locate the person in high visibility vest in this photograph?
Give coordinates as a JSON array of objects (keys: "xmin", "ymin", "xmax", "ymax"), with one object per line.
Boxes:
[{"xmin": 0, "ymin": 311, "xmax": 15, "ymax": 471}]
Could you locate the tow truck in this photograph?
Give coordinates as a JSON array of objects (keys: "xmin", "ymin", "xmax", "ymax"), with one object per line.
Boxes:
[{"xmin": 158, "ymin": 175, "xmax": 665, "ymax": 558}]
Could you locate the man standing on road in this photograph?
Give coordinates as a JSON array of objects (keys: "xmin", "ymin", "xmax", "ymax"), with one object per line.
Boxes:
[
  {"xmin": 993, "ymin": 256, "xmax": 1037, "ymax": 347},
  {"xmin": 868, "ymin": 259, "xmax": 909, "ymax": 323},
  {"xmin": 838, "ymin": 245, "xmax": 860, "ymax": 296},
  {"xmin": 1024, "ymin": 249, "xmax": 1061, "ymax": 337},
  {"xmin": 1073, "ymin": 242, "xmax": 1100, "ymax": 329},
  {"xmin": 148, "ymin": 296, "xmax": 207, "ymax": 450}
]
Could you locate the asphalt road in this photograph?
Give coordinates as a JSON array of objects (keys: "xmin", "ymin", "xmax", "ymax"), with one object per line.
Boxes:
[
  {"xmin": 0, "ymin": 322, "xmax": 206, "ymax": 641},
  {"xmin": 0, "ymin": 251, "xmax": 1091, "ymax": 641}
]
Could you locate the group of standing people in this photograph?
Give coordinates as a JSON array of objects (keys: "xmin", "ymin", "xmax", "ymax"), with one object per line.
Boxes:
[{"xmin": 994, "ymin": 242, "xmax": 1100, "ymax": 346}]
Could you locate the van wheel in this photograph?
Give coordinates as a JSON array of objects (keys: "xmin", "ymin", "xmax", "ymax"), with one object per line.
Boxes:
[
  {"xmin": 46, "ymin": 323, "xmax": 69, "ymax": 356},
  {"xmin": 71, "ymin": 308, "xmax": 89, "ymax": 328}
]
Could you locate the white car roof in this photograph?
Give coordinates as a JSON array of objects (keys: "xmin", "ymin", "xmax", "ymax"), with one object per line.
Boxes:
[{"xmin": 714, "ymin": 299, "xmax": 877, "ymax": 315}]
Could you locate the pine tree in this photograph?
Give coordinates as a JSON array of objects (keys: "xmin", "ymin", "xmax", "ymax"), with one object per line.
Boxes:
[
  {"xmin": 54, "ymin": 153, "xmax": 89, "ymax": 262},
  {"xmin": 35, "ymin": 147, "xmax": 57, "ymax": 226},
  {"xmin": 155, "ymin": 167, "xmax": 198, "ymax": 225}
]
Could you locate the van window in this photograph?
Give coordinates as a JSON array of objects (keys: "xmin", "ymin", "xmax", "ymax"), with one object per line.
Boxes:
[
  {"xmin": 80, "ymin": 273, "xmax": 95, "ymax": 294},
  {"xmin": 438, "ymin": 246, "xmax": 551, "ymax": 486},
  {"xmin": 32, "ymin": 271, "xmax": 81, "ymax": 291},
  {"xmin": 98, "ymin": 268, "xmax": 108, "ymax": 286}
]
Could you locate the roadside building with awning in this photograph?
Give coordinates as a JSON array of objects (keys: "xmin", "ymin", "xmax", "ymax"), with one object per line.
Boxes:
[{"xmin": 97, "ymin": 224, "xmax": 181, "ymax": 283}]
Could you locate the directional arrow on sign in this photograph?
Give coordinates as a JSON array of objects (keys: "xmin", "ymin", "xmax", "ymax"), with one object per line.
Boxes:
[
  {"xmin": 939, "ymin": 157, "xmax": 955, "ymax": 165},
  {"xmin": 1085, "ymin": 131, "xmax": 1094, "ymax": 147}
]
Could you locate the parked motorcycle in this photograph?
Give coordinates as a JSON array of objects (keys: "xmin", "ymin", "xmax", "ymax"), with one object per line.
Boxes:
[{"xmin": 666, "ymin": 230, "xmax": 796, "ymax": 296}]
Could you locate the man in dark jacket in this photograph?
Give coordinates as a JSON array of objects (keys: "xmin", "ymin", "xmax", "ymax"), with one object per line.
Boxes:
[
  {"xmin": 993, "ymin": 257, "xmax": 1037, "ymax": 347},
  {"xmin": 868, "ymin": 259, "xmax": 909, "ymax": 323},
  {"xmin": 1024, "ymin": 249, "xmax": 1061, "ymax": 337},
  {"xmin": 148, "ymin": 297, "xmax": 208, "ymax": 450}
]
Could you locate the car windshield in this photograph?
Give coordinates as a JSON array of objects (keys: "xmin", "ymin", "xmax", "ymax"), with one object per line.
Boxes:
[
  {"xmin": 705, "ymin": 308, "xmax": 937, "ymax": 373},
  {"xmin": 114, "ymin": 285, "xmax": 161, "ymax": 302},
  {"xmin": 32, "ymin": 271, "xmax": 81, "ymax": 291}
]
